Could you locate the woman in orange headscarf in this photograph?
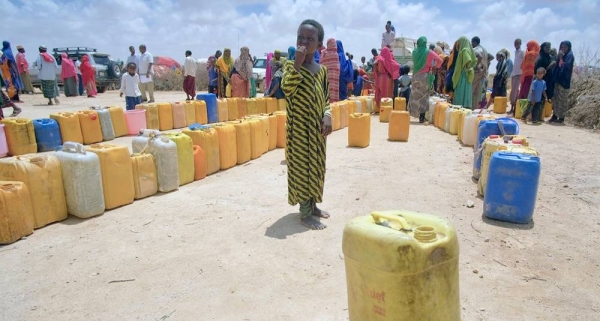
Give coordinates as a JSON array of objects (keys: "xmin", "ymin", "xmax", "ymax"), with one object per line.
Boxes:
[
  {"xmin": 80, "ymin": 55, "xmax": 97, "ymax": 98},
  {"xmin": 373, "ymin": 47, "xmax": 399, "ymax": 110},
  {"xmin": 517, "ymin": 40, "xmax": 540, "ymax": 99}
]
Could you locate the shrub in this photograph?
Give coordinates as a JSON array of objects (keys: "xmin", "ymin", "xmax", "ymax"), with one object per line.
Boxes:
[{"xmin": 153, "ymin": 62, "xmax": 209, "ymax": 91}]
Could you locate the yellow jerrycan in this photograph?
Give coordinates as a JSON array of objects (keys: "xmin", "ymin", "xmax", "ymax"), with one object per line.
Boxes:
[{"xmin": 342, "ymin": 210, "xmax": 460, "ymax": 321}]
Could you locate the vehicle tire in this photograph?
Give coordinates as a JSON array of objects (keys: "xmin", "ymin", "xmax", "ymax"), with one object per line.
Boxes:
[
  {"xmin": 107, "ymin": 61, "xmax": 121, "ymax": 79},
  {"xmin": 97, "ymin": 86, "xmax": 107, "ymax": 93}
]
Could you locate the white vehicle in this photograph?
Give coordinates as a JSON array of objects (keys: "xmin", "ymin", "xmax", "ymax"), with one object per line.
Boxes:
[{"xmin": 253, "ymin": 58, "xmax": 267, "ymax": 93}]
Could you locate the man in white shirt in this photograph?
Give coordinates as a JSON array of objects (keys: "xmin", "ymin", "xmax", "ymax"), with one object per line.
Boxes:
[
  {"xmin": 509, "ymin": 38, "xmax": 525, "ymax": 115},
  {"xmin": 381, "ymin": 24, "xmax": 395, "ymax": 49},
  {"xmin": 125, "ymin": 46, "xmax": 140, "ymax": 73},
  {"xmin": 183, "ymin": 50, "xmax": 197, "ymax": 101},
  {"xmin": 138, "ymin": 44, "xmax": 154, "ymax": 103}
]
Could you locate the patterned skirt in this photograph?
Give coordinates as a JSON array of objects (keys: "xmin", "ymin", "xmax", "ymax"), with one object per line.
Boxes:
[
  {"xmin": 553, "ymin": 84, "xmax": 570, "ymax": 118},
  {"xmin": 408, "ymin": 72, "xmax": 430, "ymax": 117},
  {"xmin": 41, "ymin": 80, "xmax": 56, "ymax": 99}
]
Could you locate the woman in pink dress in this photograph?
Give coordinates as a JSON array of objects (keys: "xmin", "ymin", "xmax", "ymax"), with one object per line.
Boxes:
[
  {"xmin": 373, "ymin": 47, "xmax": 399, "ymax": 112},
  {"xmin": 320, "ymin": 38, "xmax": 340, "ymax": 103}
]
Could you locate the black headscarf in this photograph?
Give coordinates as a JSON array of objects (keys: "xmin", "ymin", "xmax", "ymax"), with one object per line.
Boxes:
[{"xmin": 535, "ymin": 42, "xmax": 553, "ymax": 71}]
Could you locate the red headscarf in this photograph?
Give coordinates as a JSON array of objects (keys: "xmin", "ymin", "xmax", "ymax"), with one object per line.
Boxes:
[
  {"xmin": 520, "ymin": 40, "xmax": 540, "ymax": 84},
  {"xmin": 80, "ymin": 55, "xmax": 95, "ymax": 85},
  {"xmin": 376, "ymin": 47, "xmax": 400, "ymax": 79},
  {"xmin": 60, "ymin": 52, "xmax": 77, "ymax": 80}
]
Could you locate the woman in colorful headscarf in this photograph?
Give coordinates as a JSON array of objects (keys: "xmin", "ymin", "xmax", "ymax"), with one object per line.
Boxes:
[
  {"xmin": 80, "ymin": 55, "xmax": 97, "ymax": 98},
  {"xmin": 444, "ymin": 41, "xmax": 459, "ymax": 97},
  {"xmin": 517, "ymin": 40, "xmax": 540, "ymax": 100},
  {"xmin": 409, "ymin": 36, "xmax": 443, "ymax": 122},
  {"xmin": 1, "ymin": 41, "xmax": 24, "ymax": 102},
  {"xmin": 373, "ymin": 47, "xmax": 400, "ymax": 111},
  {"xmin": 60, "ymin": 52, "xmax": 78, "ymax": 97},
  {"xmin": 485, "ymin": 51, "xmax": 508, "ymax": 109},
  {"xmin": 320, "ymin": 38, "xmax": 340, "ymax": 102},
  {"xmin": 230, "ymin": 47, "xmax": 253, "ymax": 98},
  {"xmin": 216, "ymin": 48, "xmax": 234, "ymax": 98},
  {"xmin": 207, "ymin": 55, "xmax": 218, "ymax": 94},
  {"xmin": 434, "ymin": 45, "xmax": 448, "ymax": 94},
  {"xmin": 288, "ymin": 46, "xmax": 296, "ymax": 60},
  {"xmin": 535, "ymin": 42, "xmax": 556, "ymax": 100},
  {"xmin": 264, "ymin": 52, "xmax": 274, "ymax": 95},
  {"xmin": 549, "ymin": 41, "xmax": 574, "ymax": 124},
  {"xmin": 336, "ymin": 40, "xmax": 353, "ymax": 101},
  {"xmin": 451, "ymin": 36, "xmax": 477, "ymax": 109}
]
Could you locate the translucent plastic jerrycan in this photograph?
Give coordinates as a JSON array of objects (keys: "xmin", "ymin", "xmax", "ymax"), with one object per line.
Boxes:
[{"xmin": 342, "ymin": 210, "xmax": 460, "ymax": 321}]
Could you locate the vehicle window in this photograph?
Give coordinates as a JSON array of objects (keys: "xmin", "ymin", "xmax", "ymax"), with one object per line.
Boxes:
[
  {"xmin": 254, "ymin": 59, "xmax": 266, "ymax": 69},
  {"xmin": 93, "ymin": 54, "xmax": 110, "ymax": 65}
]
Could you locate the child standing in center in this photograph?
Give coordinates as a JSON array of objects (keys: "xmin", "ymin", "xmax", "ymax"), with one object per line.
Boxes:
[
  {"xmin": 521, "ymin": 67, "xmax": 547, "ymax": 125},
  {"xmin": 120, "ymin": 62, "xmax": 142, "ymax": 110}
]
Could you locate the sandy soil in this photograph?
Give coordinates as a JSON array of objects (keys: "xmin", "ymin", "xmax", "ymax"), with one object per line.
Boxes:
[{"xmin": 1, "ymin": 91, "xmax": 599, "ymax": 321}]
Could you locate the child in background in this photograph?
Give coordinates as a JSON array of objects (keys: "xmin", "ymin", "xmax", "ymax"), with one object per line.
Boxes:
[
  {"xmin": 398, "ymin": 65, "xmax": 412, "ymax": 108},
  {"xmin": 521, "ymin": 67, "xmax": 547, "ymax": 125},
  {"xmin": 119, "ymin": 62, "xmax": 141, "ymax": 110}
]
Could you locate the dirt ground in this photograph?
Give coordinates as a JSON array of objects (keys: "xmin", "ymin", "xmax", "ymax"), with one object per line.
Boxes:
[{"xmin": 1, "ymin": 91, "xmax": 599, "ymax": 321}]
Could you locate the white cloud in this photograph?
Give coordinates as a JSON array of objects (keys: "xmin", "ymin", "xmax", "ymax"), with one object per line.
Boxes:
[{"xmin": 2, "ymin": 0, "xmax": 596, "ymax": 72}]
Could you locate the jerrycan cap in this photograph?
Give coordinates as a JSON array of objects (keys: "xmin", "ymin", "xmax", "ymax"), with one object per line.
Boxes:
[{"xmin": 414, "ymin": 226, "xmax": 438, "ymax": 243}]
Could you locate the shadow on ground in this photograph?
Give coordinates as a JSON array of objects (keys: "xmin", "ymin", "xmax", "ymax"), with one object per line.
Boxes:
[{"xmin": 265, "ymin": 212, "xmax": 310, "ymax": 239}]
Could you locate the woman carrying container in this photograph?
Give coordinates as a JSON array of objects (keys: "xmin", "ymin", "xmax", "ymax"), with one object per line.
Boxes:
[{"xmin": 282, "ymin": 19, "xmax": 332, "ymax": 230}]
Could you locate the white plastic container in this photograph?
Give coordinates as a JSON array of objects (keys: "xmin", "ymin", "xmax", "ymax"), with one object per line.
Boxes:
[
  {"xmin": 463, "ymin": 114, "xmax": 479, "ymax": 146},
  {"xmin": 147, "ymin": 135, "xmax": 179, "ymax": 192},
  {"xmin": 354, "ymin": 100, "xmax": 362, "ymax": 113},
  {"xmin": 444, "ymin": 106, "xmax": 454, "ymax": 133},
  {"xmin": 428, "ymin": 97, "xmax": 445, "ymax": 124},
  {"xmin": 364, "ymin": 97, "xmax": 373, "ymax": 113},
  {"xmin": 54, "ymin": 142, "xmax": 105, "ymax": 218},
  {"xmin": 132, "ymin": 129, "xmax": 162, "ymax": 153},
  {"xmin": 91, "ymin": 107, "xmax": 116, "ymax": 141}
]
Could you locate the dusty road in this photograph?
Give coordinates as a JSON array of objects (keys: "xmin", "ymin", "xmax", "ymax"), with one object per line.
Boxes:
[{"xmin": 1, "ymin": 91, "xmax": 599, "ymax": 321}]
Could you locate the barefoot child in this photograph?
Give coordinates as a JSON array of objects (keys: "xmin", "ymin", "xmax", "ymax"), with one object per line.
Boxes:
[
  {"xmin": 119, "ymin": 63, "xmax": 142, "ymax": 110},
  {"xmin": 521, "ymin": 67, "xmax": 547, "ymax": 124},
  {"xmin": 281, "ymin": 19, "xmax": 332, "ymax": 230}
]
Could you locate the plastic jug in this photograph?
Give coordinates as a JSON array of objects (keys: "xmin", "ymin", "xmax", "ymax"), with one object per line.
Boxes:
[
  {"xmin": 332, "ymin": 103, "xmax": 341, "ymax": 131},
  {"xmin": 247, "ymin": 98, "xmax": 258, "ymax": 115},
  {"xmin": 146, "ymin": 135, "xmax": 179, "ymax": 192},
  {"xmin": 135, "ymin": 103, "xmax": 160, "ymax": 130},
  {"xmin": 449, "ymin": 107, "xmax": 462, "ymax": 135},
  {"xmin": 157, "ymin": 102, "xmax": 174, "ymax": 131},
  {"xmin": 277, "ymin": 98, "xmax": 286, "ymax": 112},
  {"xmin": 515, "ymin": 99, "xmax": 528, "ymax": 119},
  {"xmin": 388, "ymin": 111, "xmax": 410, "ymax": 142},
  {"xmin": 182, "ymin": 125, "xmax": 220, "ymax": 175},
  {"xmin": 445, "ymin": 105, "xmax": 459, "ymax": 133},
  {"xmin": 193, "ymin": 100, "xmax": 208, "ymax": 125},
  {"xmin": 50, "ymin": 112, "xmax": 84, "ymax": 144},
  {"xmin": 196, "ymin": 93, "xmax": 218, "ymax": 123},
  {"xmin": 484, "ymin": 153, "xmax": 541, "ymax": 224},
  {"xmin": 0, "ymin": 155, "xmax": 68, "ymax": 228},
  {"xmin": 183, "ymin": 101, "xmax": 197, "ymax": 126},
  {"xmin": 343, "ymin": 210, "xmax": 460, "ymax": 321},
  {"xmin": 394, "ymin": 97, "xmax": 407, "ymax": 111},
  {"xmin": 244, "ymin": 118, "xmax": 264, "ymax": 159},
  {"xmin": 131, "ymin": 153, "xmax": 158, "ymax": 200},
  {"xmin": 363, "ymin": 96, "xmax": 374, "ymax": 113},
  {"xmin": 265, "ymin": 97, "xmax": 278, "ymax": 114},
  {"xmin": 346, "ymin": 100, "xmax": 358, "ymax": 115},
  {"xmin": 77, "ymin": 111, "xmax": 103, "ymax": 145},
  {"xmin": 1, "ymin": 118, "xmax": 37, "ymax": 156},
  {"xmin": 249, "ymin": 116, "xmax": 269, "ymax": 154},
  {"xmin": 0, "ymin": 181, "xmax": 34, "ymax": 244},
  {"xmin": 227, "ymin": 120, "xmax": 251, "ymax": 165},
  {"xmin": 358, "ymin": 97, "xmax": 368, "ymax": 113},
  {"xmin": 478, "ymin": 137, "xmax": 534, "ymax": 196},
  {"xmin": 212, "ymin": 123, "xmax": 237, "ymax": 170},
  {"xmin": 237, "ymin": 98, "xmax": 248, "ymax": 118},
  {"xmin": 473, "ymin": 118, "xmax": 519, "ymax": 180},
  {"xmin": 493, "ymin": 96, "xmax": 508, "ymax": 114},
  {"xmin": 107, "ymin": 106, "xmax": 128, "ymax": 137},
  {"xmin": 90, "ymin": 107, "xmax": 116, "ymax": 141},
  {"xmin": 132, "ymin": 129, "xmax": 162, "ymax": 153},
  {"xmin": 125, "ymin": 109, "xmax": 147, "ymax": 136},
  {"xmin": 256, "ymin": 97, "xmax": 267, "ymax": 114},
  {"xmin": 217, "ymin": 99, "xmax": 229, "ymax": 122},
  {"xmin": 226, "ymin": 98, "xmax": 239, "ymax": 121},
  {"xmin": 86, "ymin": 144, "xmax": 135, "ymax": 210},
  {"xmin": 348, "ymin": 113, "xmax": 370, "ymax": 148},
  {"xmin": 33, "ymin": 118, "xmax": 62, "ymax": 152},
  {"xmin": 274, "ymin": 112, "xmax": 286, "ymax": 148},
  {"xmin": 54, "ymin": 142, "xmax": 105, "ymax": 218},
  {"xmin": 0, "ymin": 124, "xmax": 8, "ymax": 157},
  {"xmin": 192, "ymin": 145, "xmax": 207, "ymax": 180},
  {"xmin": 171, "ymin": 102, "xmax": 187, "ymax": 129},
  {"xmin": 457, "ymin": 109, "xmax": 472, "ymax": 142},
  {"xmin": 543, "ymin": 101, "xmax": 552, "ymax": 118},
  {"xmin": 263, "ymin": 114, "xmax": 277, "ymax": 151},
  {"xmin": 166, "ymin": 133, "xmax": 194, "ymax": 186},
  {"xmin": 379, "ymin": 98, "xmax": 393, "ymax": 122},
  {"xmin": 438, "ymin": 103, "xmax": 450, "ymax": 130}
]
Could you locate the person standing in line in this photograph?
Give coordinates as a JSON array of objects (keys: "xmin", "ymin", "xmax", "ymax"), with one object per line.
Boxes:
[
  {"xmin": 381, "ymin": 24, "xmax": 395, "ymax": 49},
  {"xmin": 230, "ymin": 46, "xmax": 253, "ymax": 98},
  {"xmin": 120, "ymin": 62, "xmax": 142, "ymax": 110},
  {"xmin": 216, "ymin": 48, "xmax": 233, "ymax": 98},
  {"xmin": 16, "ymin": 45, "xmax": 33, "ymax": 95},
  {"xmin": 485, "ymin": 51, "xmax": 508, "ymax": 109},
  {"xmin": 398, "ymin": 65, "xmax": 412, "ymax": 107},
  {"xmin": 138, "ymin": 44, "xmax": 154, "ymax": 103},
  {"xmin": 281, "ymin": 19, "xmax": 332, "ymax": 230},
  {"xmin": 320, "ymin": 38, "xmax": 340, "ymax": 103},
  {"xmin": 125, "ymin": 46, "xmax": 140, "ymax": 73},
  {"xmin": 517, "ymin": 40, "xmax": 540, "ymax": 102},
  {"xmin": 207, "ymin": 55, "xmax": 218, "ymax": 95},
  {"xmin": 521, "ymin": 67, "xmax": 547, "ymax": 125},
  {"xmin": 1, "ymin": 41, "xmax": 23, "ymax": 102},
  {"xmin": 535, "ymin": 42, "xmax": 556, "ymax": 101},
  {"xmin": 80, "ymin": 55, "xmax": 97, "ymax": 98},
  {"xmin": 360, "ymin": 56, "xmax": 367, "ymax": 70},
  {"xmin": 373, "ymin": 47, "xmax": 399, "ymax": 110},
  {"xmin": 183, "ymin": 50, "xmax": 197, "ymax": 100},
  {"xmin": 450, "ymin": 37, "xmax": 477, "ymax": 109},
  {"xmin": 36, "ymin": 45, "xmax": 59, "ymax": 105},
  {"xmin": 409, "ymin": 36, "xmax": 443, "ymax": 122},
  {"xmin": 508, "ymin": 39, "xmax": 524, "ymax": 115},
  {"xmin": 267, "ymin": 61, "xmax": 285, "ymax": 99},
  {"xmin": 549, "ymin": 41, "xmax": 574, "ymax": 124},
  {"xmin": 336, "ymin": 40, "xmax": 353, "ymax": 101},
  {"xmin": 471, "ymin": 36, "xmax": 489, "ymax": 109},
  {"xmin": 367, "ymin": 48, "xmax": 378, "ymax": 72},
  {"xmin": 60, "ymin": 52, "xmax": 78, "ymax": 97}
]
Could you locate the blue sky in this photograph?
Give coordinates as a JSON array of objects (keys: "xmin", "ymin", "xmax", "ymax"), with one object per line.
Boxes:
[{"xmin": 2, "ymin": 0, "xmax": 598, "ymax": 69}]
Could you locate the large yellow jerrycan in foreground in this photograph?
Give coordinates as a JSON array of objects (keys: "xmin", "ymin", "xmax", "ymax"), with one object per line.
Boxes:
[{"xmin": 342, "ymin": 210, "xmax": 460, "ymax": 321}]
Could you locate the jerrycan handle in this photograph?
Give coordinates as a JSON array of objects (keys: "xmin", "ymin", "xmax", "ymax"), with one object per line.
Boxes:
[
  {"xmin": 62, "ymin": 142, "xmax": 86, "ymax": 155},
  {"xmin": 371, "ymin": 212, "xmax": 412, "ymax": 232}
]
